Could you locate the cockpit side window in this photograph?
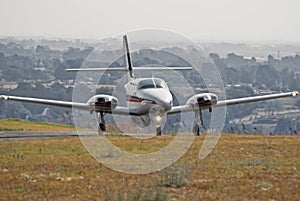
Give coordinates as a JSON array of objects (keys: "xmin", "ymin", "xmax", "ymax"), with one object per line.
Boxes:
[{"xmin": 154, "ymin": 79, "xmax": 164, "ymax": 88}]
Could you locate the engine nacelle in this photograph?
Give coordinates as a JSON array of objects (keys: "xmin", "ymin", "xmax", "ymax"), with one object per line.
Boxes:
[
  {"xmin": 187, "ymin": 93, "xmax": 218, "ymax": 109},
  {"xmin": 88, "ymin": 95, "xmax": 118, "ymax": 112}
]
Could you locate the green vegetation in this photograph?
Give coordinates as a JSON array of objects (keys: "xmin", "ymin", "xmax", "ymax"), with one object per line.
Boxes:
[
  {"xmin": 0, "ymin": 134, "xmax": 299, "ymax": 200},
  {"xmin": 0, "ymin": 118, "xmax": 75, "ymax": 131},
  {"xmin": 1, "ymin": 39, "xmax": 300, "ymax": 134}
]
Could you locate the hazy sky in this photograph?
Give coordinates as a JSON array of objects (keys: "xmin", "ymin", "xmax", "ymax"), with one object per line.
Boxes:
[{"xmin": 0, "ymin": 0, "xmax": 299, "ymax": 42}]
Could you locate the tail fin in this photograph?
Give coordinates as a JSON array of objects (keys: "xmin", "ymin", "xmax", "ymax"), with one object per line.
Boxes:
[
  {"xmin": 66, "ymin": 35, "xmax": 134, "ymax": 76},
  {"xmin": 122, "ymin": 35, "xmax": 192, "ymax": 74},
  {"xmin": 123, "ymin": 35, "xmax": 134, "ymax": 78}
]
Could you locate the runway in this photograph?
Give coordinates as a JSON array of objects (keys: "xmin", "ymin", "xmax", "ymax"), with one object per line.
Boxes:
[
  {"xmin": 0, "ymin": 131, "xmax": 78, "ymax": 140},
  {"xmin": 0, "ymin": 131, "xmax": 171, "ymax": 140}
]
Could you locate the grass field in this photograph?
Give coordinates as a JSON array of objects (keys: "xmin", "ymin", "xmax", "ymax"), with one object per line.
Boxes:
[
  {"xmin": 0, "ymin": 131, "xmax": 299, "ymax": 200},
  {"xmin": 0, "ymin": 119, "xmax": 75, "ymax": 132}
]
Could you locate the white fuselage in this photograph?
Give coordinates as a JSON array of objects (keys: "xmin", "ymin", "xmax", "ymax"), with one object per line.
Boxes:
[{"xmin": 125, "ymin": 78, "xmax": 173, "ymax": 116}]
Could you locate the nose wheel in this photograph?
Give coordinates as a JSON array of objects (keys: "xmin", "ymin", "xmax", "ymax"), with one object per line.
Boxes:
[
  {"xmin": 156, "ymin": 125, "xmax": 162, "ymax": 136},
  {"xmin": 155, "ymin": 115, "xmax": 163, "ymax": 136},
  {"xmin": 99, "ymin": 122, "xmax": 106, "ymax": 132}
]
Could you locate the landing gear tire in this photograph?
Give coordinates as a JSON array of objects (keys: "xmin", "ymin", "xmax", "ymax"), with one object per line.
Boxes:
[
  {"xmin": 99, "ymin": 122, "xmax": 106, "ymax": 132},
  {"xmin": 156, "ymin": 125, "xmax": 162, "ymax": 136},
  {"xmin": 193, "ymin": 123, "xmax": 200, "ymax": 136}
]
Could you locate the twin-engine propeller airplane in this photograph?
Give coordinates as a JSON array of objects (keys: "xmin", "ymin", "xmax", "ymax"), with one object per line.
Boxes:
[{"xmin": 1, "ymin": 35, "xmax": 299, "ymax": 135}]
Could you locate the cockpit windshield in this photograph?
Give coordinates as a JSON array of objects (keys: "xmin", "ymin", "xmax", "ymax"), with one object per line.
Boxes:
[{"xmin": 137, "ymin": 78, "xmax": 167, "ymax": 90}]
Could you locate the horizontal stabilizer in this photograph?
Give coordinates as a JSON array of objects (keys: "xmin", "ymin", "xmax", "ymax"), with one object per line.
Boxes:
[
  {"xmin": 133, "ymin": 66, "xmax": 192, "ymax": 71},
  {"xmin": 66, "ymin": 66, "xmax": 192, "ymax": 72},
  {"xmin": 66, "ymin": 68, "xmax": 128, "ymax": 72}
]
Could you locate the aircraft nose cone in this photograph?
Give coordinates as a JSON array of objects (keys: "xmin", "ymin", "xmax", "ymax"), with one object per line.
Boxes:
[
  {"xmin": 151, "ymin": 90, "xmax": 172, "ymax": 111},
  {"xmin": 138, "ymin": 89, "xmax": 172, "ymax": 111}
]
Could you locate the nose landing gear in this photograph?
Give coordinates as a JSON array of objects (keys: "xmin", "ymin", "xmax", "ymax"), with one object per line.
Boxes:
[
  {"xmin": 155, "ymin": 115, "xmax": 163, "ymax": 136},
  {"xmin": 156, "ymin": 124, "xmax": 162, "ymax": 136}
]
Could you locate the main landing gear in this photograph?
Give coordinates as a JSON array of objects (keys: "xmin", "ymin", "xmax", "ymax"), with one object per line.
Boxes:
[
  {"xmin": 156, "ymin": 124, "xmax": 162, "ymax": 136},
  {"xmin": 193, "ymin": 109, "xmax": 207, "ymax": 136},
  {"xmin": 155, "ymin": 115, "xmax": 162, "ymax": 136},
  {"xmin": 97, "ymin": 112, "xmax": 106, "ymax": 134}
]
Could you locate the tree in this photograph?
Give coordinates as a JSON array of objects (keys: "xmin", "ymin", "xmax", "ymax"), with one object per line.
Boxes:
[
  {"xmin": 54, "ymin": 62, "xmax": 76, "ymax": 81},
  {"xmin": 2, "ymin": 66, "xmax": 30, "ymax": 81},
  {"xmin": 240, "ymin": 68, "xmax": 255, "ymax": 84},
  {"xmin": 274, "ymin": 118, "xmax": 294, "ymax": 134},
  {"xmin": 289, "ymin": 78, "xmax": 298, "ymax": 90},
  {"xmin": 35, "ymin": 45, "xmax": 50, "ymax": 55},
  {"xmin": 255, "ymin": 65, "xmax": 279, "ymax": 88},
  {"xmin": 296, "ymin": 99, "xmax": 300, "ymax": 109},
  {"xmin": 264, "ymin": 100, "xmax": 284, "ymax": 116},
  {"xmin": 225, "ymin": 53, "xmax": 245, "ymax": 69},
  {"xmin": 63, "ymin": 47, "xmax": 81, "ymax": 60},
  {"xmin": 224, "ymin": 67, "xmax": 239, "ymax": 84},
  {"xmin": 0, "ymin": 52, "xmax": 6, "ymax": 69}
]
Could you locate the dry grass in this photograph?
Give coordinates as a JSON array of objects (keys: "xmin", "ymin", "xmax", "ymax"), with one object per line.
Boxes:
[
  {"xmin": 0, "ymin": 119, "xmax": 75, "ymax": 132},
  {"xmin": 0, "ymin": 134, "xmax": 299, "ymax": 200}
]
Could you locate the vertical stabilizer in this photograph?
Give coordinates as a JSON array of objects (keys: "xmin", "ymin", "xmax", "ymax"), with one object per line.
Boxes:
[{"xmin": 123, "ymin": 35, "xmax": 134, "ymax": 78}]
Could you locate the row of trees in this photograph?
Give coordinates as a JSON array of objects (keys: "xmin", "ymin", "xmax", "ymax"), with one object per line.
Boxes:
[
  {"xmin": 0, "ymin": 40, "xmax": 299, "ymax": 133},
  {"xmin": 210, "ymin": 53, "xmax": 300, "ymax": 92}
]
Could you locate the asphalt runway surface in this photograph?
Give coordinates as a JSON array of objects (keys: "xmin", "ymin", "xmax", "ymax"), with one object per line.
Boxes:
[
  {"xmin": 0, "ymin": 131, "xmax": 78, "ymax": 141},
  {"xmin": 0, "ymin": 131, "xmax": 167, "ymax": 140}
]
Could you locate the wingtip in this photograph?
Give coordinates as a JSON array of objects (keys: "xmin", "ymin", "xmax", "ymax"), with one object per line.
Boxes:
[
  {"xmin": 292, "ymin": 91, "xmax": 299, "ymax": 96},
  {"xmin": 0, "ymin": 95, "xmax": 9, "ymax": 100}
]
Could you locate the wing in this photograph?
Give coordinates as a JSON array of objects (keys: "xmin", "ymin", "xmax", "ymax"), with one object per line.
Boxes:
[
  {"xmin": 0, "ymin": 95, "xmax": 90, "ymax": 110},
  {"xmin": 0, "ymin": 95, "xmax": 140, "ymax": 116},
  {"xmin": 168, "ymin": 105, "xmax": 194, "ymax": 114},
  {"xmin": 168, "ymin": 91, "xmax": 299, "ymax": 114},
  {"xmin": 216, "ymin": 91, "xmax": 299, "ymax": 107}
]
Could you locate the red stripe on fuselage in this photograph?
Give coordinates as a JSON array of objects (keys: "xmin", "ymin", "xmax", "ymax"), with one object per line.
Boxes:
[
  {"xmin": 127, "ymin": 98, "xmax": 143, "ymax": 103},
  {"xmin": 126, "ymin": 96, "xmax": 156, "ymax": 104}
]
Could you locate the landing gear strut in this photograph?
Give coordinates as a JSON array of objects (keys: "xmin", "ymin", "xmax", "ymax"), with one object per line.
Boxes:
[
  {"xmin": 156, "ymin": 124, "xmax": 162, "ymax": 136},
  {"xmin": 193, "ymin": 109, "xmax": 206, "ymax": 136},
  {"xmin": 97, "ymin": 112, "xmax": 106, "ymax": 134},
  {"xmin": 155, "ymin": 116, "xmax": 162, "ymax": 136}
]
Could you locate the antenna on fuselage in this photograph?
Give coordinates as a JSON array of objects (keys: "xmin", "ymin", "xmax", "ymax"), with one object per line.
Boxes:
[{"xmin": 123, "ymin": 35, "xmax": 134, "ymax": 78}]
